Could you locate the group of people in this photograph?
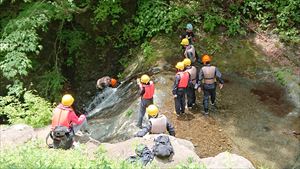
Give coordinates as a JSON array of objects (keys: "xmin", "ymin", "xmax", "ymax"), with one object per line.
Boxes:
[
  {"xmin": 174, "ymin": 23, "xmax": 224, "ymax": 116},
  {"xmin": 48, "ymin": 23, "xmax": 224, "ymax": 149}
]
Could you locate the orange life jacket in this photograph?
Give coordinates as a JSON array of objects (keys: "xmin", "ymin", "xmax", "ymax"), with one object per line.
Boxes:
[
  {"xmin": 177, "ymin": 71, "xmax": 189, "ymax": 88},
  {"xmin": 51, "ymin": 108, "xmax": 71, "ymax": 129},
  {"xmin": 142, "ymin": 81, "xmax": 155, "ymax": 99}
]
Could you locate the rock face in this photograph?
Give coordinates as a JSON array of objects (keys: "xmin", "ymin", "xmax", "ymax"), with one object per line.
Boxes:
[
  {"xmin": 102, "ymin": 134, "xmax": 201, "ymax": 168},
  {"xmin": 201, "ymin": 152, "xmax": 255, "ymax": 169}
]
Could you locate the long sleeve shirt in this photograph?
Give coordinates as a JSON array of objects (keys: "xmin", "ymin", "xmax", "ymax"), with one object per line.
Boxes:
[{"xmin": 172, "ymin": 74, "xmax": 181, "ymax": 95}]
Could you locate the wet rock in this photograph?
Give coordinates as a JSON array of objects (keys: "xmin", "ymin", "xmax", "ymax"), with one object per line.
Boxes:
[
  {"xmin": 201, "ymin": 152, "xmax": 255, "ymax": 169},
  {"xmin": 149, "ymin": 67, "xmax": 161, "ymax": 74}
]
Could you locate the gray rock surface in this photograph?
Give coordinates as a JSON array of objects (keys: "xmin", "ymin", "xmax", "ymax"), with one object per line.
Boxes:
[
  {"xmin": 201, "ymin": 151, "xmax": 255, "ymax": 169},
  {"xmin": 102, "ymin": 134, "xmax": 201, "ymax": 168}
]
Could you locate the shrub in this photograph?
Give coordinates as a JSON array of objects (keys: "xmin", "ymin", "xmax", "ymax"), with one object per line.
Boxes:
[{"xmin": 0, "ymin": 91, "xmax": 53, "ymax": 127}]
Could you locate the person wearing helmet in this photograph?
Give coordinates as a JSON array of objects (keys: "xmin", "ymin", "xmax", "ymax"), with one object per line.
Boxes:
[
  {"xmin": 51, "ymin": 94, "xmax": 88, "ymax": 132},
  {"xmin": 96, "ymin": 76, "xmax": 118, "ymax": 90},
  {"xmin": 49, "ymin": 94, "xmax": 88, "ymax": 149},
  {"xmin": 135, "ymin": 105, "xmax": 175, "ymax": 137},
  {"xmin": 136, "ymin": 74, "xmax": 155, "ymax": 128},
  {"xmin": 181, "ymin": 38, "xmax": 197, "ymax": 64},
  {"xmin": 196, "ymin": 55, "xmax": 224, "ymax": 115},
  {"xmin": 180, "ymin": 23, "xmax": 196, "ymax": 45},
  {"xmin": 183, "ymin": 58, "xmax": 197, "ymax": 110},
  {"xmin": 172, "ymin": 62, "xmax": 190, "ymax": 116}
]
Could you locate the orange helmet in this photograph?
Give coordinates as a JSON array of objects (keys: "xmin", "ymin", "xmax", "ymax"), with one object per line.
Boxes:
[
  {"xmin": 111, "ymin": 78, "xmax": 117, "ymax": 87},
  {"xmin": 202, "ymin": 55, "xmax": 211, "ymax": 64}
]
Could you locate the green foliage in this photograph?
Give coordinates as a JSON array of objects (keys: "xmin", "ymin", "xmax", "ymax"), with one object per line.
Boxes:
[
  {"xmin": 36, "ymin": 68, "xmax": 65, "ymax": 101},
  {"xmin": 125, "ymin": 109, "xmax": 133, "ymax": 117},
  {"xmin": 0, "ymin": 91, "xmax": 52, "ymax": 127},
  {"xmin": 0, "ymin": 140, "xmax": 145, "ymax": 169},
  {"xmin": 59, "ymin": 29, "xmax": 89, "ymax": 66},
  {"xmin": 120, "ymin": 0, "xmax": 189, "ymax": 44},
  {"xmin": 203, "ymin": 12, "xmax": 224, "ymax": 32},
  {"xmin": 274, "ymin": 69, "xmax": 292, "ymax": 86},
  {"xmin": 0, "ymin": 0, "xmax": 81, "ymax": 80},
  {"xmin": 241, "ymin": 0, "xmax": 300, "ymax": 42},
  {"xmin": 6, "ymin": 80, "xmax": 25, "ymax": 97},
  {"xmin": 196, "ymin": 0, "xmax": 299, "ymax": 41},
  {"xmin": 93, "ymin": 0, "xmax": 125, "ymax": 25},
  {"xmin": 176, "ymin": 157, "xmax": 207, "ymax": 169},
  {"xmin": 141, "ymin": 42, "xmax": 154, "ymax": 61}
]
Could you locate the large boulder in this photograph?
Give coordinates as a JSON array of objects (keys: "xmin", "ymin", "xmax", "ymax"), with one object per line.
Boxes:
[
  {"xmin": 0, "ymin": 124, "xmax": 35, "ymax": 148},
  {"xmin": 102, "ymin": 134, "xmax": 201, "ymax": 168},
  {"xmin": 201, "ymin": 151, "xmax": 255, "ymax": 169}
]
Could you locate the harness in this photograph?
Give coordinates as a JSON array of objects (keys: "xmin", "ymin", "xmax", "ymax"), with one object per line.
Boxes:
[{"xmin": 46, "ymin": 109, "xmax": 75, "ymax": 149}]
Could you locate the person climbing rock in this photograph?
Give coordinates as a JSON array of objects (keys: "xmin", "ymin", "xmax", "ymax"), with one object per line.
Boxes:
[
  {"xmin": 196, "ymin": 55, "xmax": 224, "ymax": 115},
  {"xmin": 180, "ymin": 23, "xmax": 196, "ymax": 45},
  {"xmin": 136, "ymin": 74, "xmax": 155, "ymax": 128},
  {"xmin": 181, "ymin": 38, "xmax": 197, "ymax": 64},
  {"xmin": 172, "ymin": 62, "xmax": 190, "ymax": 116},
  {"xmin": 96, "ymin": 76, "xmax": 118, "ymax": 90},
  {"xmin": 183, "ymin": 58, "xmax": 197, "ymax": 110},
  {"xmin": 49, "ymin": 94, "xmax": 88, "ymax": 149},
  {"xmin": 135, "ymin": 105, "xmax": 175, "ymax": 137}
]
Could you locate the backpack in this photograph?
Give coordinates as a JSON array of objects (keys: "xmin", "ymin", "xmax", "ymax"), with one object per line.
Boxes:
[
  {"xmin": 152, "ymin": 135, "xmax": 174, "ymax": 159},
  {"xmin": 47, "ymin": 126, "xmax": 74, "ymax": 150},
  {"xmin": 127, "ymin": 144, "xmax": 154, "ymax": 166}
]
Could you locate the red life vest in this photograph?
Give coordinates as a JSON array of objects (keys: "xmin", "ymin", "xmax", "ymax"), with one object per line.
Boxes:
[
  {"xmin": 142, "ymin": 81, "xmax": 155, "ymax": 99},
  {"xmin": 177, "ymin": 71, "xmax": 189, "ymax": 88},
  {"xmin": 51, "ymin": 107, "xmax": 71, "ymax": 129}
]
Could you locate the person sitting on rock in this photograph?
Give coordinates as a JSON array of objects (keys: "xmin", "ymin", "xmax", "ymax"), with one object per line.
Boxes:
[
  {"xmin": 96, "ymin": 76, "xmax": 118, "ymax": 90},
  {"xmin": 135, "ymin": 105, "xmax": 175, "ymax": 137},
  {"xmin": 49, "ymin": 94, "xmax": 88, "ymax": 149}
]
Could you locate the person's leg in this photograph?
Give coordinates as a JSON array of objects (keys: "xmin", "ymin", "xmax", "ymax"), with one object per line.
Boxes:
[
  {"xmin": 203, "ymin": 89, "xmax": 210, "ymax": 114},
  {"xmin": 191, "ymin": 87, "xmax": 196, "ymax": 105},
  {"xmin": 174, "ymin": 94, "xmax": 181, "ymax": 115},
  {"xmin": 211, "ymin": 87, "xmax": 217, "ymax": 105},
  {"xmin": 186, "ymin": 86, "xmax": 193, "ymax": 108},
  {"xmin": 137, "ymin": 98, "xmax": 147, "ymax": 128},
  {"xmin": 179, "ymin": 89, "xmax": 186, "ymax": 114}
]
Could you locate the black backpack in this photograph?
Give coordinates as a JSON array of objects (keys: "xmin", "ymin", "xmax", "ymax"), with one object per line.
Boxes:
[
  {"xmin": 47, "ymin": 126, "xmax": 74, "ymax": 150},
  {"xmin": 152, "ymin": 135, "xmax": 174, "ymax": 159}
]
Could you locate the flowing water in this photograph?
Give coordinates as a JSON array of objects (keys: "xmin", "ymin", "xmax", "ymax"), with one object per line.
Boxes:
[{"xmin": 85, "ymin": 37, "xmax": 300, "ymax": 169}]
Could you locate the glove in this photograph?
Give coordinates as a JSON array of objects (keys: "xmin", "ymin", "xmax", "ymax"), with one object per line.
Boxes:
[
  {"xmin": 194, "ymin": 83, "xmax": 199, "ymax": 89},
  {"xmin": 136, "ymin": 78, "xmax": 141, "ymax": 85}
]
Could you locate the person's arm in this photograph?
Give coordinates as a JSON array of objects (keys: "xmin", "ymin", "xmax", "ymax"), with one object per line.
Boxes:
[
  {"xmin": 172, "ymin": 74, "xmax": 180, "ymax": 96},
  {"xmin": 135, "ymin": 124, "xmax": 151, "ymax": 137},
  {"xmin": 138, "ymin": 84, "xmax": 145, "ymax": 96},
  {"xmin": 215, "ymin": 67, "xmax": 224, "ymax": 84},
  {"xmin": 215, "ymin": 67, "xmax": 224, "ymax": 89},
  {"xmin": 166, "ymin": 119, "xmax": 175, "ymax": 136},
  {"xmin": 69, "ymin": 110, "xmax": 86, "ymax": 125},
  {"xmin": 195, "ymin": 68, "xmax": 204, "ymax": 91},
  {"xmin": 187, "ymin": 51, "xmax": 193, "ymax": 60}
]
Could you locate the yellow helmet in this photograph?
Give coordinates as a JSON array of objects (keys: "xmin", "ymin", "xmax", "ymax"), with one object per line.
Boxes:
[
  {"xmin": 175, "ymin": 62, "xmax": 185, "ymax": 71},
  {"xmin": 183, "ymin": 58, "xmax": 191, "ymax": 67},
  {"xmin": 140, "ymin": 74, "xmax": 150, "ymax": 84},
  {"xmin": 146, "ymin": 104, "xmax": 159, "ymax": 117},
  {"xmin": 61, "ymin": 94, "xmax": 74, "ymax": 107},
  {"xmin": 180, "ymin": 38, "xmax": 189, "ymax": 46}
]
